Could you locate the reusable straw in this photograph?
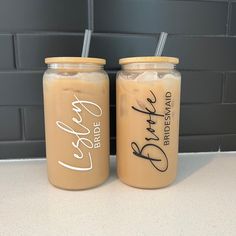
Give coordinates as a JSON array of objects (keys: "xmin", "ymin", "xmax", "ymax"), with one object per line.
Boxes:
[
  {"xmin": 154, "ymin": 32, "xmax": 168, "ymax": 56},
  {"xmin": 81, "ymin": 29, "xmax": 92, "ymax": 57}
]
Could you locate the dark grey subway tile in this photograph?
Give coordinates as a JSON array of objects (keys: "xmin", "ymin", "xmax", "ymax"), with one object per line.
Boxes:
[
  {"xmin": 0, "ymin": 108, "xmax": 21, "ymax": 141},
  {"xmin": 181, "ymin": 71, "xmax": 223, "ymax": 104},
  {"xmin": 23, "ymin": 107, "xmax": 45, "ymax": 140},
  {"xmin": 200, "ymin": 0, "xmax": 228, "ymax": 1},
  {"xmin": 220, "ymin": 134, "xmax": 236, "ymax": 151},
  {"xmin": 90, "ymin": 34, "xmax": 157, "ymax": 70},
  {"xmin": 223, "ymin": 73, "xmax": 236, "ymax": 103},
  {"xmin": 0, "ymin": 72, "xmax": 43, "ymax": 106},
  {"xmin": 0, "ymin": 0, "xmax": 87, "ymax": 32},
  {"xmin": 16, "ymin": 34, "xmax": 84, "ymax": 69},
  {"xmin": 164, "ymin": 36, "xmax": 236, "ymax": 71},
  {"xmin": 90, "ymin": 35, "xmax": 236, "ymax": 71},
  {"xmin": 94, "ymin": 0, "xmax": 227, "ymax": 35},
  {"xmin": 180, "ymin": 104, "xmax": 236, "ymax": 135},
  {"xmin": 179, "ymin": 135, "xmax": 220, "ymax": 153},
  {"xmin": 0, "ymin": 141, "xmax": 45, "ymax": 159},
  {"xmin": 230, "ymin": 3, "xmax": 236, "ymax": 35},
  {"xmin": 0, "ymin": 34, "xmax": 14, "ymax": 69},
  {"xmin": 16, "ymin": 34, "xmax": 236, "ymax": 71}
]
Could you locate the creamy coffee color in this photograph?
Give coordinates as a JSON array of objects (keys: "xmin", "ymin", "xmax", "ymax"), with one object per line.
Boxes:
[
  {"xmin": 116, "ymin": 57, "xmax": 181, "ymax": 189},
  {"xmin": 43, "ymin": 58, "xmax": 109, "ymax": 190}
]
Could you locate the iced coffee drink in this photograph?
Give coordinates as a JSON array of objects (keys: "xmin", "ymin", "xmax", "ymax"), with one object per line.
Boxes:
[
  {"xmin": 43, "ymin": 57, "xmax": 109, "ymax": 190},
  {"xmin": 116, "ymin": 57, "xmax": 181, "ymax": 188}
]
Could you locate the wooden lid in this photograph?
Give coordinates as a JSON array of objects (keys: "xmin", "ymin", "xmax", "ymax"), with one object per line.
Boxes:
[
  {"xmin": 45, "ymin": 57, "xmax": 106, "ymax": 65},
  {"xmin": 119, "ymin": 56, "xmax": 179, "ymax": 65}
]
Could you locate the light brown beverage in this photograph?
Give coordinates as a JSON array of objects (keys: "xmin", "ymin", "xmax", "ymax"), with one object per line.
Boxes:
[
  {"xmin": 116, "ymin": 57, "xmax": 181, "ymax": 189},
  {"xmin": 43, "ymin": 57, "xmax": 109, "ymax": 190}
]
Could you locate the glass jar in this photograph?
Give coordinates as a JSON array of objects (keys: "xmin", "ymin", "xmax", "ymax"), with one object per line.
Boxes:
[
  {"xmin": 43, "ymin": 57, "xmax": 109, "ymax": 190},
  {"xmin": 116, "ymin": 57, "xmax": 181, "ymax": 189}
]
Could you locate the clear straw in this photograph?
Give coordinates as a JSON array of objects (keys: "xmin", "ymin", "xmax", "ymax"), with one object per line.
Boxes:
[
  {"xmin": 154, "ymin": 32, "xmax": 168, "ymax": 56},
  {"xmin": 84, "ymin": 29, "xmax": 92, "ymax": 57},
  {"xmin": 81, "ymin": 29, "xmax": 92, "ymax": 57}
]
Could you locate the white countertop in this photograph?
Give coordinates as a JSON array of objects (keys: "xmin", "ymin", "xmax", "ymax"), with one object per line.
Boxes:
[{"xmin": 0, "ymin": 152, "xmax": 236, "ymax": 236}]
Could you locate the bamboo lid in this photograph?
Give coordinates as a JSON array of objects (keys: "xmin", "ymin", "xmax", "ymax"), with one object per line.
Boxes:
[
  {"xmin": 119, "ymin": 56, "xmax": 179, "ymax": 65},
  {"xmin": 45, "ymin": 57, "xmax": 106, "ymax": 65}
]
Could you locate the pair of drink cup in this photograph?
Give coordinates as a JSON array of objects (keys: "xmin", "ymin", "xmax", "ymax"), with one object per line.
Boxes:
[{"xmin": 43, "ymin": 56, "xmax": 181, "ymax": 190}]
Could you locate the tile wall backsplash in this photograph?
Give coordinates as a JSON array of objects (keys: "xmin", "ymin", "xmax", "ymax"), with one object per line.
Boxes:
[{"xmin": 0, "ymin": 0, "xmax": 236, "ymax": 158}]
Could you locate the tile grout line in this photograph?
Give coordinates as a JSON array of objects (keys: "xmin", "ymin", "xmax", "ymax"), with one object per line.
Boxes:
[
  {"xmin": 92, "ymin": 32, "xmax": 236, "ymax": 38},
  {"xmin": 0, "ymin": 70, "xmax": 44, "ymax": 73},
  {"xmin": 221, "ymin": 72, "xmax": 227, "ymax": 103},
  {"xmin": 0, "ymin": 105, "xmax": 43, "ymax": 108},
  {"xmin": 0, "ymin": 135, "xmax": 234, "ymax": 142},
  {"xmin": 19, "ymin": 108, "xmax": 26, "ymax": 140},
  {"xmin": 1, "ymin": 151, "xmax": 236, "ymax": 163},
  {"xmin": 0, "ymin": 31, "xmax": 85, "ymax": 35},
  {"xmin": 218, "ymin": 135, "xmax": 222, "ymax": 151},
  {"xmin": 12, "ymin": 34, "xmax": 18, "ymax": 69},
  {"xmin": 226, "ymin": 0, "xmax": 233, "ymax": 35},
  {"xmin": 0, "ymin": 140, "xmax": 45, "ymax": 144},
  {"xmin": 1, "ymin": 32, "xmax": 236, "ymax": 38}
]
